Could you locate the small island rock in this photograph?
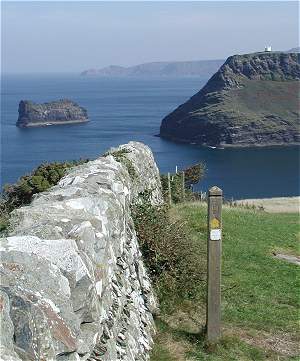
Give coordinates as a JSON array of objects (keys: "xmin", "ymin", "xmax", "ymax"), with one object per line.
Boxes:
[{"xmin": 16, "ymin": 99, "xmax": 89, "ymax": 128}]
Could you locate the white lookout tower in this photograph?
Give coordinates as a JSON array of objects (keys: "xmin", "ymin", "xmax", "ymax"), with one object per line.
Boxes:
[{"xmin": 265, "ymin": 46, "xmax": 272, "ymax": 52}]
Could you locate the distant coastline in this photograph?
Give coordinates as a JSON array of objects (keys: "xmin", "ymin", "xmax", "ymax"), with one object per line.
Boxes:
[{"xmin": 81, "ymin": 59, "xmax": 224, "ymax": 77}]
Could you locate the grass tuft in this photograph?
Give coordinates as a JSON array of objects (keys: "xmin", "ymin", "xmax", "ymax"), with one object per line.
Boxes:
[{"xmin": 105, "ymin": 148, "xmax": 137, "ymax": 180}]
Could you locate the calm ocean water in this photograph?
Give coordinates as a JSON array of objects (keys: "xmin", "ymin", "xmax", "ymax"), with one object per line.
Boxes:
[{"xmin": 1, "ymin": 73, "xmax": 299, "ymax": 199}]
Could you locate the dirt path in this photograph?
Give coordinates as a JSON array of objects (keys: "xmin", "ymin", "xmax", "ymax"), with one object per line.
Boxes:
[
  {"xmin": 274, "ymin": 253, "xmax": 300, "ymax": 265},
  {"xmin": 235, "ymin": 197, "xmax": 300, "ymax": 213}
]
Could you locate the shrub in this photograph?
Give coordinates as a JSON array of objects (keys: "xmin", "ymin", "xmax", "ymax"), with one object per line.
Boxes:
[
  {"xmin": 0, "ymin": 200, "xmax": 9, "ymax": 235},
  {"xmin": 160, "ymin": 173, "xmax": 184, "ymax": 203},
  {"xmin": 184, "ymin": 163, "xmax": 206, "ymax": 186},
  {"xmin": 160, "ymin": 162, "xmax": 206, "ymax": 204},
  {"xmin": 131, "ymin": 190, "xmax": 205, "ymax": 310}
]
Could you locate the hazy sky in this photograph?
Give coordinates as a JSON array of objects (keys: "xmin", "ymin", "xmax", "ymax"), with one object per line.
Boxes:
[{"xmin": 1, "ymin": 1, "xmax": 299, "ymax": 73}]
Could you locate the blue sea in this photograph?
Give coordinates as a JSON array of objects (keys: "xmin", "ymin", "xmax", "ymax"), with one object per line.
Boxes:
[{"xmin": 1, "ymin": 73, "xmax": 299, "ymax": 199}]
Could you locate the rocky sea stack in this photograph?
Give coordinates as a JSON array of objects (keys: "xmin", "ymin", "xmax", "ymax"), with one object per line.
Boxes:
[
  {"xmin": 16, "ymin": 99, "xmax": 88, "ymax": 128},
  {"xmin": 160, "ymin": 52, "xmax": 300, "ymax": 147}
]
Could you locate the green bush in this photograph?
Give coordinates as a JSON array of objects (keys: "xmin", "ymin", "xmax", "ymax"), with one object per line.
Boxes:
[
  {"xmin": 184, "ymin": 163, "xmax": 206, "ymax": 186},
  {"xmin": 0, "ymin": 200, "xmax": 9, "ymax": 234},
  {"xmin": 160, "ymin": 173, "xmax": 183, "ymax": 203},
  {"xmin": 131, "ymin": 190, "xmax": 205, "ymax": 310},
  {"xmin": 160, "ymin": 162, "xmax": 206, "ymax": 204}
]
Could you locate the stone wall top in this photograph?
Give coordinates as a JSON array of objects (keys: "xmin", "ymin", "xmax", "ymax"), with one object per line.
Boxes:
[{"xmin": 0, "ymin": 142, "xmax": 162, "ymax": 361}]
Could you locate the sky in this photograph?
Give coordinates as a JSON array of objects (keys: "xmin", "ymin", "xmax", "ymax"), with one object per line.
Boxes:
[{"xmin": 1, "ymin": 1, "xmax": 299, "ymax": 73}]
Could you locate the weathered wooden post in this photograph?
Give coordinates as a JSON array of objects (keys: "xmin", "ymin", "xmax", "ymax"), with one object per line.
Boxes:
[
  {"xmin": 167, "ymin": 172, "xmax": 172, "ymax": 206},
  {"xmin": 206, "ymin": 186, "xmax": 222, "ymax": 342},
  {"xmin": 182, "ymin": 171, "xmax": 185, "ymax": 202}
]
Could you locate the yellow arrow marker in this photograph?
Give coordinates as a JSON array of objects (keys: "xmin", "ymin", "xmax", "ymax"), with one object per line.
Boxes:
[{"xmin": 210, "ymin": 217, "xmax": 220, "ymax": 229}]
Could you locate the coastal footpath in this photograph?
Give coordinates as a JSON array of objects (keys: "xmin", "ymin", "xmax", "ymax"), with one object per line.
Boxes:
[
  {"xmin": 160, "ymin": 52, "xmax": 300, "ymax": 147},
  {"xmin": 16, "ymin": 99, "xmax": 88, "ymax": 128},
  {"xmin": 0, "ymin": 142, "xmax": 162, "ymax": 361},
  {"xmin": 235, "ymin": 196, "xmax": 300, "ymax": 213}
]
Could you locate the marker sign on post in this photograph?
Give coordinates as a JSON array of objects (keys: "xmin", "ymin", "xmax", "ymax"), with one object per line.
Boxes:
[
  {"xmin": 206, "ymin": 186, "xmax": 223, "ymax": 343},
  {"xmin": 210, "ymin": 217, "xmax": 221, "ymax": 240},
  {"xmin": 210, "ymin": 229, "xmax": 221, "ymax": 240}
]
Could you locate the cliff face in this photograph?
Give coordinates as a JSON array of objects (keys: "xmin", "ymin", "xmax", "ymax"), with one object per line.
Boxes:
[
  {"xmin": 0, "ymin": 142, "xmax": 162, "ymax": 361},
  {"xmin": 160, "ymin": 52, "xmax": 300, "ymax": 147},
  {"xmin": 16, "ymin": 99, "xmax": 88, "ymax": 128}
]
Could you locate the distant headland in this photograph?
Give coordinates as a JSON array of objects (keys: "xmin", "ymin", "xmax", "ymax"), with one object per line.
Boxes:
[
  {"xmin": 159, "ymin": 51, "xmax": 300, "ymax": 147},
  {"xmin": 16, "ymin": 99, "xmax": 89, "ymax": 128},
  {"xmin": 81, "ymin": 59, "xmax": 225, "ymax": 77},
  {"xmin": 81, "ymin": 48, "xmax": 299, "ymax": 78}
]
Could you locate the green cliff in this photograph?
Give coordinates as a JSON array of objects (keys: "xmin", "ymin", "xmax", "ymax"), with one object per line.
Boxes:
[{"xmin": 159, "ymin": 52, "xmax": 300, "ymax": 147}]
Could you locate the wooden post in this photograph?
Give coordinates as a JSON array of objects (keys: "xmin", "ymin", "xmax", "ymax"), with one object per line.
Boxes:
[
  {"xmin": 206, "ymin": 186, "xmax": 222, "ymax": 342},
  {"xmin": 167, "ymin": 172, "xmax": 172, "ymax": 206},
  {"xmin": 182, "ymin": 171, "xmax": 185, "ymax": 202}
]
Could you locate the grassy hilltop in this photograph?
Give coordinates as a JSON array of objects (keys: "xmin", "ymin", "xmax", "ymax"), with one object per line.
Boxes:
[
  {"xmin": 160, "ymin": 52, "xmax": 300, "ymax": 147},
  {"xmin": 149, "ymin": 203, "xmax": 299, "ymax": 361}
]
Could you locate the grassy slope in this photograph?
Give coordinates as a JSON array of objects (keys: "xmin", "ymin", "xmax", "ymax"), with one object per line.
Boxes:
[
  {"xmin": 227, "ymin": 80, "xmax": 300, "ymax": 128},
  {"xmin": 195, "ymin": 80, "xmax": 299, "ymax": 129},
  {"xmin": 232, "ymin": 80, "xmax": 299, "ymax": 118},
  {"xmin": 151, "ymin": 203, "xmax": 299, "ymax": 361}
]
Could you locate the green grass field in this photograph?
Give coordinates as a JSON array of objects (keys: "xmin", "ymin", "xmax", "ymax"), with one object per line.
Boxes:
[{"xmin": 150, "ymin": 203, "xmax": 300, "ymax": 361}]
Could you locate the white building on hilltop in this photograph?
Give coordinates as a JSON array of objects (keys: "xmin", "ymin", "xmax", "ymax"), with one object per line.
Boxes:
[{"xmin": 265, "ymin": 46, "xmax": 272, "ymax": 52}]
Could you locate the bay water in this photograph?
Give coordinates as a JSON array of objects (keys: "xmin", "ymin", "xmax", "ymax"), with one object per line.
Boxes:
[{"xmin": 1, "ymin": 74, "xmax": 299, "ymax": 199}]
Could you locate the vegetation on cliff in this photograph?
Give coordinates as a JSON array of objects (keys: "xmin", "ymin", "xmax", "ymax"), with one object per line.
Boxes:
[{"xmin": 160, "ymin": 52, "xmax": 300, "ymax": 147}]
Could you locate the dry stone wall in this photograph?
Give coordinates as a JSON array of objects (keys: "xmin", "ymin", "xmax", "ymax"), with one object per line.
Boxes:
[{"xmin": 0, "ymin": 142, "xmax": 162, "ymax": 361}]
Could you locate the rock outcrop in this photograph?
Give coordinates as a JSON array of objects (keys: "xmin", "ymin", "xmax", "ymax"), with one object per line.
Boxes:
[
  {"xmin": 16, "ymin": 99, "xmax": 88, "ymax": 128},
  {"xmin": 160, "ymin": 52, "xmax": 300, "ymax": 147},
  {"xmin": 0, "ymin": 142, "xmax": 162, "ymax": 361}
]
